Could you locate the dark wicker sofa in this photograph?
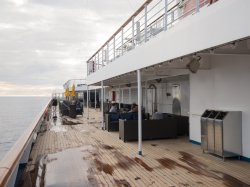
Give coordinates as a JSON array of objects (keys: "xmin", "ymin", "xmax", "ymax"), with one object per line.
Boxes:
[
  {"xmin": 105, "ymin": 112, "xmax": 120, "ymax": 131},
  {"xmin": 119, "ymin": 117, "xmax": 178, "ymax": 142},
  {"xmin": 162, "ymin": 113, "xmax": 189, "ymax": 136},
  {"xmin": 105, "ymin": 112, "xmax": 146, "ymax": 132}
]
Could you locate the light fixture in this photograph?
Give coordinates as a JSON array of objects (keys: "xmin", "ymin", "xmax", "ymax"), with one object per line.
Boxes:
[{"xmin": 186, "ymin": 56, "xmax": 201, "ymax": 73}]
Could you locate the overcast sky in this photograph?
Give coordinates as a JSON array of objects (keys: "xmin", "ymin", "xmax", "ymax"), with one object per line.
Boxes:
[{"xmin": 0, "ymin": 0, "xmax": 145, "ymax": 96}]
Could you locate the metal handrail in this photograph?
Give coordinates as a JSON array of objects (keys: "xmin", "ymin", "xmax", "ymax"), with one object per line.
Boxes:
[
  {"xmin": 86, "ymin": 0, "xmax": 153, "ymax": 63},
  {"xmin": 87, "ymin": 0, "xmax": 211, "ymax": 75},
  {"xmin": 0, "ymin": 99, "xmax": 51, "ymax": 186}
]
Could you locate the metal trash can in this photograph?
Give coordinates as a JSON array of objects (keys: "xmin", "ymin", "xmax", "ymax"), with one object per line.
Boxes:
[
  {"xmin": 201, "ymin": 110, "xmax": 242, "ymax": 159},
  {"xmin": 214, "ymin": 111, "xmax": 242, "ymax": 159},
  {"xmin": 214, "ymin": 112, "xmax": 227, "ymax": 156},
  {"xmin": 207, "ymin": 111, "xmax": 220, "ymax": 153},
  {"xmin": 201, "ymin": 110, "xmax": 213, "ymax": 152}
]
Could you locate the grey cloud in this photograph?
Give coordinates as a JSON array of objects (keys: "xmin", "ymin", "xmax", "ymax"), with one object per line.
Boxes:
[{"xmin": 0, "ymin": 0, "xmax": 145, "ymax": 95}]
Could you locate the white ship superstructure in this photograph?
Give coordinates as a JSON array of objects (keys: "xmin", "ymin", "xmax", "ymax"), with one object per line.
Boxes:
[
  {"xmin": 2, "ymin": 0, "xmax": 250, "ymax": 186},
  {"xmin": 86, "ymin": 0, "xmax": 250, "ymax": 159}
]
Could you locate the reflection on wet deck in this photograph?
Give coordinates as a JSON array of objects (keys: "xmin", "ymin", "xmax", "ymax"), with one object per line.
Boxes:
[
  {"xmin": 45, "ymin": 146, "xmax": 97, "ymax": 187},
  {"xmin": 22, "ymin": 108, "xmax": 250, "ymax": 187}
]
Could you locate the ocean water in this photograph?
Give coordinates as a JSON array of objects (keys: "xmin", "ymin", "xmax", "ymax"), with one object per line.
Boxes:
[{"xmin": 0, "ymin": 97, "xmax": 50, "ymax": 160}]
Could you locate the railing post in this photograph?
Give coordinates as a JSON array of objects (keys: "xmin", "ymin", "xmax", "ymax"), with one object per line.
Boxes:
[
  {"xmin": 97, "ymin": 52, "xmax": 99, "ymax": 67},
  {"xmin": 87, "ymin": 62, "xmax": 89, "ymax": 75},
  {"xmin": 196, "ymin": 0, "xmax": 200, "ymax": 13},
  {"xmin": 164, "ymin": 0, "xmax": 168, "ymax": 31},
  {"xmin": 91, "ymin": 59, "xmax": 94, "ymax": 72},
  {"xmin": 171, "ymin": 11, "xmax": 174, "ymax": 26},
  {"xmin": 121, "ymin": 28, "xmax": 124, "ymax": 55},
  {"xmin": 144, "ymin": 4, "xmax": 148, "ymax": 42},
  {"xmin": 136, "ymin": 21, "xmax": 141, "ymax": 44},
  {"xmin": 106, "ymin": 44, "xmax": 109, "ymax": 63},
  {"xmin": 95, "ymin": 55, "xmax": 98, "ymax": 70},
  {"xmin": 132, "ymin": 16, "xmax": 135, "ymax": 47},
  {"xmin": 102, "ymin": 49, "xmax": 104, "ymax": 67},
  {"xmin": 113, "ymin": 37, "xmax": 116, "ymax": 60}
]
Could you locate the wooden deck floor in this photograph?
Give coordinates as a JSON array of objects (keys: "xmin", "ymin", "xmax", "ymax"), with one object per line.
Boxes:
[{"xmin": 24, "ymin": 108, "xmax": 250, "ymax": 187}]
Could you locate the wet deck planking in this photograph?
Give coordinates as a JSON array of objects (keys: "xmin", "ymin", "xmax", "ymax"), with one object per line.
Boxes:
[
  {"xmin": 93, "ymin": 130, "xmax": 215, "ymax": 186},
  {"xmin": 24, "ymin": 108, "xmax": 250, "ymax": 187}
]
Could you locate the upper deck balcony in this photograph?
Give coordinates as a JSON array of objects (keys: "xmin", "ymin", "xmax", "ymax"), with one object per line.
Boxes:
[{"xmin": 86, "ymin": 0, "xmax": 250, "ymax": 85}]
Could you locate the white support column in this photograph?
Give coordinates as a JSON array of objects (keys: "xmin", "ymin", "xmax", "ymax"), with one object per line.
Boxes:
[
  {"xmin": 113, "ymin": 37, "xmax": 116, "ymax": 60},
  {"xmin": 144, "ymin": 4, "xmax": 148, "ymax": 42},
  {"xmin": 137, "ymin": 69, "xmax": 142, "ymax": 156},
  {"xmin": 87, "ymin": 85, "xmax": 89, "ymax": 119},
  {"xmin": 101, "ymin": 81, "xmax": 104, "ymax": 129},
  {"xmin": 121, "ymin": 28, "xmax": 124, "ymax": 55},
  {"xmin": 196, "ymin": 0, "xmax": 200, "ymax": 13},
  {"xmin": 95, "ymin": 89, "xmax": 97, "ymax": 109},
  {"xmin": 132, "ymin": 16, "xmax": 135, "ymax": 47},
  {"xmin": 119, "ymin": 85, "xmax": 121, "ymax": 109},
  {"xmin": 104, "ymin": 86, "xmax": 106, "ymax": 102},
  {"xmin": 164, "ymin": 0, "xmax": 168, "ymax": 31}
]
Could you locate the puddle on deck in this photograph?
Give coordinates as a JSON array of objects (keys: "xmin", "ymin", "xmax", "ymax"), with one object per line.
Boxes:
[
  {"xmin": 47, "ymin": 111, "xmax": 83, "ymax": 133},
  {"xmin": 43, "ymin": 146, "xmax": 98, "ymax": 187},
  {"xmin": 48, "ymin": 118, "xmax": 67, "ymax": 133},
  {"xmin": 40, "ymin": 143, "xmax": 136, "ymax": 187}
]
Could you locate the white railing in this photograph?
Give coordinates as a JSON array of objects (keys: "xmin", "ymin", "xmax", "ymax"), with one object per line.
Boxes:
[
  {"xmin": 86, "ymin": 0, "xmax": 211, "ymax": 75},
  {"xmin": 0, "ymin": 100, "xmax": 51, "ymax": 187}
]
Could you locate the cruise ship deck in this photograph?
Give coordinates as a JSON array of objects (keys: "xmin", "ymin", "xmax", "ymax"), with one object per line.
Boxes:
[{"xmin": 21, "ymin": 108, "xmax": 250, "ymax": 187}]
